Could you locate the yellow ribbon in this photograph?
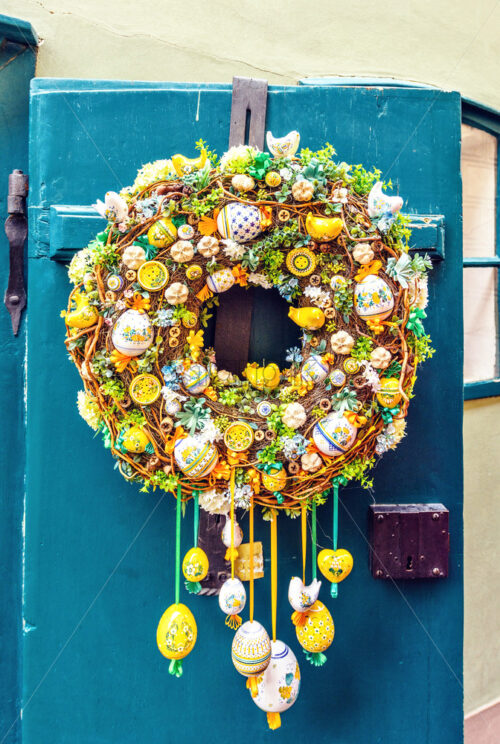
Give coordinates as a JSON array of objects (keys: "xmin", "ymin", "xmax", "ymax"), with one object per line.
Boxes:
[
  {"xmin": 270, "ymin": 511, "xmax": 277, "ymax": 643},
  {"xmin": 301, "ymin": 504, "xmax": 307, "ymax": 585},
  {"xmin": 354, "ymin": 259, "xmax": 382, "ymax": 282},
  {"xmin": 230, "ymin": 468, "xmax": 236, "ymax": 579},
  {"xmin": 249, "ymin": 493, "xmax": 254, "ymax": 623},
  {"xmin": 344, "ymin": 410, "xmax": 368, "ymax": 428}
]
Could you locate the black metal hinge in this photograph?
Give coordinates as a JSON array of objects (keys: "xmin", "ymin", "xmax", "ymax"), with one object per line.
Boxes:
[{"xmin": 4, "ymin": 169, "xmax": 28, "ymax": 335}]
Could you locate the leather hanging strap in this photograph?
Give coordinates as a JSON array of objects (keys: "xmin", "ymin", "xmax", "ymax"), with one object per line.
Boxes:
[{"xmin": 214, "ymin": 77, "xmax": 268, "ymax": 374}]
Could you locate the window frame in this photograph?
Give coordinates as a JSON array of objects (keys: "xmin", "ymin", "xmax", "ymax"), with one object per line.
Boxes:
[{"xmin": 462, "ymin": 99, "xmax": 500, "ymax": 400}]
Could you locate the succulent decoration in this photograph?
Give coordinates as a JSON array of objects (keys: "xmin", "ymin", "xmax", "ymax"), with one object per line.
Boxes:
[{"xmin": 63, "ymin": 134, "xmax": 433, "ymax": 515}]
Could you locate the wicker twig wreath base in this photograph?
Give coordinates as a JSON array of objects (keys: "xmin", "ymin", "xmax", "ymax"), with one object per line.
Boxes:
[{"xmin": 64, "ymin": 138, "xmax": 432, "ymax": 514}]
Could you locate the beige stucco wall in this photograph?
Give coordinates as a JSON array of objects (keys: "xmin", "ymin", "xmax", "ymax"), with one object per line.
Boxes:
[{"xmin": 5, "ymin": 0, "xmax": 500, "ymax": 716}]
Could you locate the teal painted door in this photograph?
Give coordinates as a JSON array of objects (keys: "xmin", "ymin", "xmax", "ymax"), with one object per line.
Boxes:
[{"xmin": 25, "ymin": 80, "xmax": 463, "ymax": 743}]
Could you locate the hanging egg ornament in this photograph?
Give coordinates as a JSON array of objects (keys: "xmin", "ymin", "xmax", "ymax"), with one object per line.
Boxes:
[
  {"xmin": 251, "ymin": 640, "xmax": 301, "ymax": 730},
  {"xmin": 261, "ymin": 465, "xmax": 287, "ymax": 493},
  {"xmin": 222, "ymin": 516, "xmax": 243, "ymax": 562},
  {"xmin": 182, "ymin": 363, "xmax": 210, "ymax": 394},
  {"xmin": 129, "ymin": 373, "xmax": 161, "ymax": 406},
  {"xmin": 354, "ymin": 274, "xmax": 394, "ymax": 323},
  {"xmin": 121, "ymin": 426, "xmax": 150, "ymax": 453},
  {"xmin": 318, "ymin": 548, "xmax": 353, "ymax": 586},
  {"xmin": 147, "ymin": 218, "xmax": 177, "ymax": 248},
  {"xmin": 206, "ymin": 268, "xmax": 235, "ymax": 294},
  {"xmin": 182, "ymin": 547, "xmax": 209, "ymax": 594},
  {"xmin": 111, "ymin": 309, "xmax": 154, "ymax": 357},
  {"xmin": 174, "ymin": 435, "xmax": 218, "ymax": 479},
  {"xmin": 156, "ymin": 603, "xmax": 197, "ymax": 677},
  {"xmin": 219, "ymin": 577, "xmax": 247, "ymax": 629},
  {"xmin": 376, "ymin": 377, "xmax": 402, "ymax": 408},
  {"xmin": 295, "ymin": 600, "xmax": 334, "ymax": 666},
  {"xmin": 301, "ymin": 354, "xmax": 329, "ymax": 384},
  {"xmin": 217, "ymin": 202, "xmax": 263, "ymax": 243},
  {"xmin": 312, "ymin": 412, "xmax": 357, "ymax": 457},
  {"xmin": 231, "ymin": 620, "xmax": 272, "ymax": 696}
]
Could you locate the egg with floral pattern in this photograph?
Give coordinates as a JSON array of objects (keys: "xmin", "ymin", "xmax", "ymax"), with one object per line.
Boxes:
[
  {"xmin": 312, "ymin": 413, "xmax": 357, "ymax": 457},
  {"xmin": 295, "ymin": 600, "xmax": 334, "ymax": 654},
  {"xmin": 232, "ymin": 620, "xmax": 271, "ymax": 677},
  {"xmin": 174, "ymin": 435, "xmax": 218, "ymax": 479},
  {"xmin": 111, "ymin": 309, "xmax": 154, "ymax": 356},
  {"xmin": 182, "ymin": 547, "xmax": 209, "ymax": 583},
  {"xmin": 252, "ymin": 640, "xmax": 300, "ymax": 724},
  {"xmin": 156, "ymin": 603, "xmax": 197, "ymax": 660},
  {"xmin": 217, "ymin": 202, "xmax": 263, "ymax": 243},
  {"xmin": 354, "ymin": 274, "xmax": 394, "ymax": 321},
  {"xmin": 182, "ymin": 364, "xmax": 210, "ymax": 394},
  {"xmin": 301, "ymin": 354, "xmax": 329, "ymax": 384},
  {"xmin": 219, "ymin": 577, "xmax": 246, "ymax": 616}
]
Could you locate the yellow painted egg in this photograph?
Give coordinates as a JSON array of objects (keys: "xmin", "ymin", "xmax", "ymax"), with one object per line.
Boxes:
[
  {"xmin": 224, "ymin": 421, "xmax": 254, "ymax": 452},
  {"xmin": 181, "ymin": 311, "xmax": 198, "ymax": 329},
  {"xmin": 182, "ymin": 547, "xmax": 209, "ymax": 583},
  {"xmin": 147, "ymin": 218, "xmax": 177, "ymax": 248},
  {"xmin": 122, "ymin": 426, "xmax": 149, "ymax": 453},
  {"xmin": 354, "ymin": 274, "xmax": 394, "ymax": 322},
  {"xmin": 286, "ymin": 247, "xmax": 317, "ymax": 277},
  {"xmin": 295, "ymin": 600, "xmax": 334, "ymax": 654},
  {"xmin": 174, "ymin": 435, "xmax": 218, "ymax": 479},
  {"xmin": 111, "ymin": 309, "xmax": 154, "ymax": 357},
  {"xmin": 156, "ymin": 603, "xmax": 197, "ymax": 660},
  {"xmin": 262, "ymin": 466, "xmax": 287, "ymax": 493},
  {"xmin": 206, "ymin": 268, "xmax": 235, "ymax": 294},
  {"xmin": 312, "ymin": 412, "xmax": 357, "ymax": 457},
  {"xmin": 129, "ymin": 374, "xmax": 161, "ymax": 405},
  {"xmin": 137, "ymin": 260, "xmax": 169, "ymax": 291},
  {"xmin": 232, "ymin": 620, "xmax": 271, "ymax": 677},
  {"xmin": 186, "ymin": 264, "xmax": 203, "ymax": 281},
  {"xmin": 318, "ymin": 548, "xmax": 353, "ymax": 584},
  {"xmin": 265, "ymin": 171, "xmax": 282, "ymax": 188},
  {"xmin": 376, "ymin": 377, "xmax": 402, "ymax": 408}
]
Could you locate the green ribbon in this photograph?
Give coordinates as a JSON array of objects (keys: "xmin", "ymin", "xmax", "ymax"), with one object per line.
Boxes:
[
  {"xmin": 312, "ymin": 500, "xmax": 317, "ymax": 581},
  {"xmin": 330, "ymin": 476, "xmax": 348, "ymax": 597},
  {"xmin": 175, "ymin": 483, "xmax": 182, "ymax": 605},
  {"xmin": 407, "ymin": 308, "xmax": 427, "ymax": 337},
  {"xmin": 380, "ymin": 405, "xmax": 400, "ymax": 423},
  {"xmin": 248, "ymin": 152, "xmax": 272, "ymax": 180},
  {"xmin": 193, "ymin": 490, "xmax": 200, "ymax": 547},
  {"xmin": 257, "ymin": 461, "xmax": 283, "ymax": 475},
  {"xmin": 274, "ymin": 491, "xmax": 284, "ymax": 504},
  {"xmin": 304, "ymin": 649, "xmax": 327, "ymax": 667},
  {"xmin": 169, "ymin": 659, "xmax": 183, "ymax": 678}
]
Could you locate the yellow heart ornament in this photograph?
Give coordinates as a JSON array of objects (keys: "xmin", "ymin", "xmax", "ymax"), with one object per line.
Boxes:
[{"xmin": 318, "ymin": 548, "xmax": 353, "ymax": 585}]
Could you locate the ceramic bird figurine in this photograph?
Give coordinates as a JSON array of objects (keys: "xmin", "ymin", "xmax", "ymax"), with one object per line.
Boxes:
[
  {"xmin": 171, "ymin": 149, "xmax": 207, "ymax": 177},
  {"xmin": 288, "ymin": 306, "xmax": 325, "ymax": 331},
  {"xmin": 305, "ymin": 213, "xmax": 343, "ymax": 241},
  {"xmin": 367, "ymin": 181, "xmax": 403, "ymax": 231},
  {"xmin": 65, "ymin": 291, "xmax": 99, "ymax": 329},
  {"xmin": 243, "ymin": 362, "xmax": 281, "ymax": 390},
  {"xmin": 288, "ymin": 576, "xmax": 322, "ymax": 615},
  {"xmin": 266, "ymin": 130, "xmax": 300, "ymax": 159}
]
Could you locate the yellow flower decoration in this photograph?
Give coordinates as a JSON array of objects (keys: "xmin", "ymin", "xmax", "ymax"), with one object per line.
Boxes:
[
  {"xmin": 127, "ymin": 292, "xmax": 150, "ymax": 313},
  {"xmin": 232, "ymin": 264, "xmax": 248, "ymax": 287}
]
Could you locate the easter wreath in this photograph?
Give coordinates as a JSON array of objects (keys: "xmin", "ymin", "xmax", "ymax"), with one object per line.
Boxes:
[{"xmin": 64, "ymin": 134, "xmax": 433, "ymax": 516}]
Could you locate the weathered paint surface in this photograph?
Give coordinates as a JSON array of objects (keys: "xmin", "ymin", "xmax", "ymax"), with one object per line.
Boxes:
[
  {"xmin": 25, "ymin": 80, "xmax": 463, "ymax": 743},
  {"xmin": 0, "ymin": 32, "xmax": 36, "ymax": 744}
]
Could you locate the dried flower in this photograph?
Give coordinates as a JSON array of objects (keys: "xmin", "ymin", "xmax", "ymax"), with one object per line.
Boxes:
[
  {"xmin": 197, "ymin": 236, "xmax": 220, "ymax": 258},
  {"xmin": 199, "ymin": 488, "xmax": 231, "ymax": 515},
  {"xmin": 165, "ymin": 282, "xmax": 189, "ymax": 305},
  {"xmin": 76, "ymin": 391, "xmax": 101, "ymax": 431},
  {"xmin": 330, "ymin": 330, "xmax": 355, "ymax": 354},
  {"xmin": 352, "ymin": 242, "xmax": 375, "ymax": 265},
  {"xmin": 370, "ymin": 346, "xmax": 392, "ymax": 370},
  {"xmin": 170, "ymin": 240, "xmax": 194, "ymax": 262},
  {"xmin": 221, "ymin": 239, "xmax": 245, "ymax": 261},
  {"xmin": 122, "ymin": 244, "xmax": 146, "ymax": 269},
  {"xmin": 292, "ymin": 179, "xmax": 314, "ymax": 202},
  {"xmin": 282, "ymin": 402, "xmax": 307, "ymax": 429},
  {"xmin": 301, "ymin": 452, "xmax": 322, "ymax": 472},
  {"xmin": 231, "ymin": 174, "xmax": 255, "ymax": 192}
]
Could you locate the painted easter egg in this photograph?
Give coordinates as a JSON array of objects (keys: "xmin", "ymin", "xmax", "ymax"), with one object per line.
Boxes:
[
  {"xmin": 219, "ymin": 577, "xmax": 247, "ymax": 616},
  {"xmin": 318, "ymin": 548, "xmax": 353, "ymax": 584},
  {"xmin": 182, "ymin": 547, "xmax": 209, "ymax": 583},
  {"xmin": 156, "ymin": 603, "xmax": 197, "ymax": 660},
  {"xmin": 224, "ymin": 421, "xmax": 254, "ymax": 452},
  {"xmin": 221, "ymin": 518, "xmax": 243, "ymax": 549},
  {"xmin": 261, "ymin": 466, "xmax": 287, "ymax": 493},
  {"xmin": 106, "ymin": 274, "xmax": 124, "ymax": 291},
  {"xmin": 174, "ymin": 436, "xmax": 218, "ymax": 479},
  {"xmin": 354, "ymin": 274, "xmax": 394, "ymax": 321},
  {"xmin": 232, "ymin": 620, "xmax": 271, "ymax": 677},
  {"xmin": 122, "ymin": 426, "xmax": 149, "ymax": 453},
  {"xmin": 111, "ymin": 309, "xmax": 154, "ymax": 357},
  {"xmin": 265, "ymin": 171, "xmax": 282, "ymax": 188},
  {"xmin": 177, "ymin": 223, "xmax": 195, "ymax": 240},
  {"xmin": 301, "ymin": 354, "xmax": 329, "ymax": 384},
  {"xmin": 217, "ymin": 202, "xmax": 262, "ymax": 243},
  {"xmin": 186, "ymin": 264, "xmax": 203, "ymax": 281},
  {"xmin": 330, "ymin": 275, "xmax": 348, "ymax": 292},
  {"xmin": 137, "ymin": 260, "xmax": 169, "ymax": 291},
  {"xmin": 295, "ymin": 600, "xmax": 334, "ymax": 654},
  {"xmin": 252, "ymin": 640, "xmax": 300, "ymax": 719},
  {"xmin": 343, "ymin": 357, "xmax": 361, "ymax": 375},
  {"xmin": 147, "ymin": 218, "xmax": 177, "ymax": 248},
  {"xmin": 206, "ymin": 268, "xmax": 235, "ymax": 294},
  {"xmin": 182, "ymin": 363, "xmax": 210, "ymax": 394},
  {"xmin": 376, "ymin": 377, "xmax": 402, "ymax": 408},
  {"xmin": 330, "ymin": 369, "xmax": 346, "ymax": 387},
  {"xmin": 129, "ymin": 373, "xmax": 161, "ymax": 405},
  {"xmin": 312, "ymin": 412, "xmax": 357, "ymax": 457}
]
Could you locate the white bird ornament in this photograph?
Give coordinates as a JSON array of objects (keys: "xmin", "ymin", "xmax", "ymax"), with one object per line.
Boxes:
[
  {"xmin": 288, "ymin": 576, "xmax": 322, "ymax": 625},
  {"xmin": 266, "ymin": 130, "xmax": 300, "ymax": 159},
  {"xmin": 367, "ymin": 181, "xmax": 403, "ymax": 232}
]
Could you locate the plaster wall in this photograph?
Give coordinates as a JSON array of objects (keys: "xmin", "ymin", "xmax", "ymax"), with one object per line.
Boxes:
[{"xmin": 4, "ymin": 0, "xmax": 500, "ymax": 716}]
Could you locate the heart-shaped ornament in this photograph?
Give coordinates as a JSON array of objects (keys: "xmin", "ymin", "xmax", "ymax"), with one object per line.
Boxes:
[{"xmin": 317, "ymin": 548, "xmax": 353, "ymax": 584}]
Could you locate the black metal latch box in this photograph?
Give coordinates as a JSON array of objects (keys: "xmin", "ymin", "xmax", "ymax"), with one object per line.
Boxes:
[{"xmin": 369, "ymin": 504, "xmax": 449, "ymax": 580}]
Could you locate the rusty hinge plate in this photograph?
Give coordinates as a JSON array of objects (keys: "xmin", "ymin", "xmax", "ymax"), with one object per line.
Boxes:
[{"xmin": 370, "ymin": 504, "xmax": 449, "ymax": 580}]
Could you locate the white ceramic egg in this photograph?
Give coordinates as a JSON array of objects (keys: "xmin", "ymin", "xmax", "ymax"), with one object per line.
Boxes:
[
  {"xmin": 354, "ymin": 274, "xmax": 394, "ymax": 321},
  {"xmin": 219, "ymin": 577, "xmax": 247, "ymax": 616},
  {"xmin": 301, "ymin": 354, "xmax": 329, "ymax": 384},
  {"xmin": 174, "ymin": 435, "xmax": 218, "ymax": 479},
  {"xmin": 312, "ymin": 412, "xmax": 357, "ymax": 457},
  {"xmin": 111, "ymin": 309, "xmax": 154, "ymax": 357},
  {"xmin": 232, "ymin": 620, "xmax": 271, "ymax": 677},
  {"xmin": 206, "ymin": 268, "xmax": 235, "ymax": 293},
  {"xmin": 221, "ymin": 517, "xmax": 243, "ymax": 549},
  {"xmin": 182, "ymin": 364, "xmax": 210, "ymax": 394},
  {"xmin": 252, "ymin": 640, "xmax": 300, "ymax": 715},
  {"xmin": 217, "ymin": 202, "xmax": 262, "ymax": 243}
]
